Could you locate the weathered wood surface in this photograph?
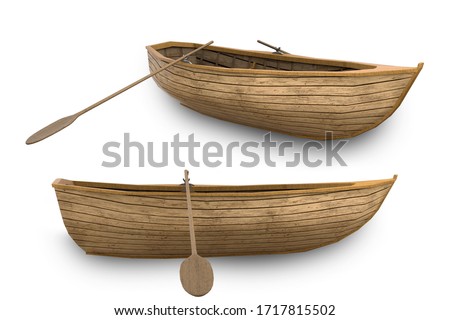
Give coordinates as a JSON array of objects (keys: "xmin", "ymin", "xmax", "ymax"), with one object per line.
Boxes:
[
  {"xmin": 147, "ymin": 41, "xmax": 422, "ymax": 139},
  {"xmin": 53, "ymin": 176, "xmax": 397, "ymax": 258},
  {"xmin": 179, "ymin": 170, "xmax": 214, "ymax": 297},
  {"xmin": 25, "ymin": 41, "xmax": 214, "ymax": 145}
]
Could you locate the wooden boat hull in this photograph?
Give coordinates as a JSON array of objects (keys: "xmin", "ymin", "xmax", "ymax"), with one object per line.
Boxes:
[
  {"xmin": 147, "ymin": 42, "xmax": 422, "ymax": 140},
  {"xmin": 53, "ymin": 176, "xmax": 397, "ymax": 258}
]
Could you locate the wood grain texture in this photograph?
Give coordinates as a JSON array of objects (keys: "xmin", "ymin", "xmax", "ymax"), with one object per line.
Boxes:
[
  {"xmin": 146, "ymin": 41, "xmax": 423, "ymax": 140},
  {"xmin": 179, "ymin": 170, "xmax": 214, "ymax": 297},
  {"xmin": 26, "ymin": 41, "xmax": 214, "ymax": 145},
  {"xmin": 52, "ymin": 176, "xmax": 397, "ymax": 258},
  {"xmin": 180, "ymin": 254, "xmax": 213, "ymax": 296}
]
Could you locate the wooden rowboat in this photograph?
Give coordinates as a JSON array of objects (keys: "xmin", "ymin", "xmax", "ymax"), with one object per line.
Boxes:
[
  {"xmin": 52, "ymin": 175, "xmax": 397, "ymax": 258},
  {"xmin": 147, "ymin": 41, "xmax": 422, "ymax": 139}
]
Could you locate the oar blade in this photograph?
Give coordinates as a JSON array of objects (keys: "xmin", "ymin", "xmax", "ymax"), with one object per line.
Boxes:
[
  {"xmin": 26, "ymin": 114, "xmax": 77, "ymax": 145},
  {"xmin": 180, "ymin": 254, "xmax": 214, "ymax": 297},
  {"xmin": 25, "ymin": 41, "xmax": 214, "ymax": 145}
]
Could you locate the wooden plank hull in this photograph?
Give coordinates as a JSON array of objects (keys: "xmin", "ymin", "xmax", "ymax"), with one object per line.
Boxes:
[
  {"xmin": 53, "ymin": 176, "xmax": 397, "ymax": 258},
  {"xmin": 147, "ymin": 42, "xmax": 422, "ymax": 139}
]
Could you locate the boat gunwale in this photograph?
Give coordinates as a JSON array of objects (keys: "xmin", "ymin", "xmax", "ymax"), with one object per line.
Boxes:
[
  {"xmin": 52, "ymin": 176, "xmax": 397, "ymax": 198},
  {"xmin": 146, "ymin": 41, "xmax": 421, "ymax": 77}
]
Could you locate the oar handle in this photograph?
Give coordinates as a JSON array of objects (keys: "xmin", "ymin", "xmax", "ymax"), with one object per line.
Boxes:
[
  {"xmin": 257, "ymin": 40, "xmax": 289, "ymax": 54},
  {"xmin": 25, "ymin": 41, "xmax": 214, "ymax": 145},
  {"xmin": 184, "ymin": 170, "xmax": 197, "ymax": 255},
  {"xmin": 78, "ymin": 40, "xmax": 214, "ymax": 116}
]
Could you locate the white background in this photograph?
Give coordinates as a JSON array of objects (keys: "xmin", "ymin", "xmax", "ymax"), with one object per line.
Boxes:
[{"xmin": 1, "ymin": 0, "xmax": 448, "ymax": 319}]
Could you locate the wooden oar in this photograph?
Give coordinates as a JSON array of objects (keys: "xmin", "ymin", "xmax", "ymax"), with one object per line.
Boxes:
[
  {"xmin": 180, "ymin": 170, "xmax": 214, "ymax": 297},
  {"xmin": 257, "ymin": 39, "xmax": 289, "ymax": 54},
  {"xmin": 26, "ymin": 41, "xmax": 214, "ymax": 145}
]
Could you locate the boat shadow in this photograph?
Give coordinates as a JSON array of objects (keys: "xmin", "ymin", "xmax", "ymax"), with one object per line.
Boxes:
[
  {"xmin": 160, "ymin": 92, "xmax": 400, "ymax": 156},
  {"xmin": 58, "ymin": 228, "xmax": 369, "ymax": 273}
]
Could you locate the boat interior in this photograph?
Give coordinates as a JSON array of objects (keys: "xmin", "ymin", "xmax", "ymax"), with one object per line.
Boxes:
[{"xmin": 156, "ymin": 45, "xmax": 371, "ymax": 71}]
